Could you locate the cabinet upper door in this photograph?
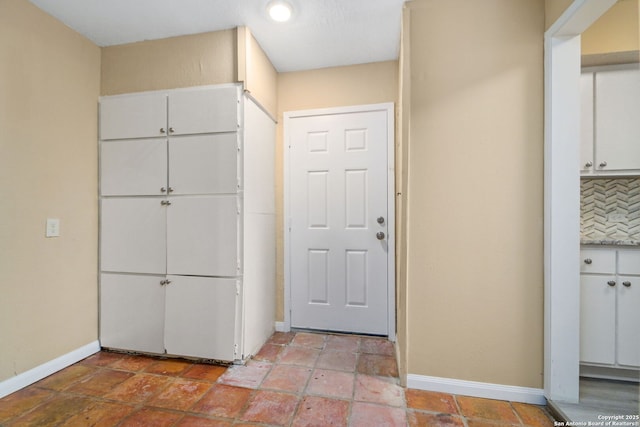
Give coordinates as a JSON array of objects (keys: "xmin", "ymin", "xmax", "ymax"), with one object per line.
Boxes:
[
  {"xmin": 168, "ymin": 134, "xmax": 238, "ymax": 195},
  {"xmin": 166, "ymin": 196, "xmax": 239, "ymax": 277},
  {"xmin": 580, "ymin": 275, "xmax": 616, "ymax": 365},
  {"xmin": 101, "ymin": 139, "xmax": 167, "ymax": 196},
  {"xmin": 100, "ymin": 93, "xmax": 167, "ymax": 140},
  {"xmin": 168, "ymin": 86, "xmax": 239, "ymax": 135},
  {"xmin": 164, "ymin": 276, "xmax": 238, "ymax": 360},
  {"xmin": 595, "ymin": 68, "xmax": 640, "ymax": 171},
  {"xmin": 580, "ymin": 72, "xmax": 594, "ymax": 173},
  {"xmin": 617, "ymin": 275, "xmax": 640, "ymax": 368}
]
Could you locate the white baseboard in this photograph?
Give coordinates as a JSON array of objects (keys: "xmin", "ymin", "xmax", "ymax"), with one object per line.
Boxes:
[
  {"xmin": 406, "ymin": 374, "xmax": 546, "ymax": 405},
  {"xmin": 275, "ymin": 321, "xmax": 289, "ymax": 332},
  {"xmin": 0, "ymin": 341, "xmax": 100, "ymax": 399}
]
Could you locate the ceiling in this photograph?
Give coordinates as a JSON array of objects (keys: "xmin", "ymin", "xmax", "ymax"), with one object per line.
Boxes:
[{"xmin": 28, "ymin": 0, "xmax": 406, "ymax": 73}]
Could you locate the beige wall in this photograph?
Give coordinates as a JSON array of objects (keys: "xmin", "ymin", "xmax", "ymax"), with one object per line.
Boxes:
[
  {"xmin": 238, "ymin": 27, "xmax": 278, "ymax": 119},
  {"xmin": 545, "ymin": 0, "xmax": 574, "ymax": 29},
  {"xmin": 402, "ymin": 0, "xmax": 545, "ymax": 388},
  {"xmin": 275, "ymin": 62, "xmax": 399, "ymax": 321},
  {"xmin": 0, "ymin": 0, "xmax": 101, "ymax": 382},
  {"xmin": 101, "ymin": 29, "xmax": 236, "ymax": 95},
  {"xmin": 581, "ymin": 0, "xmax": 639, "ymax": 55}
]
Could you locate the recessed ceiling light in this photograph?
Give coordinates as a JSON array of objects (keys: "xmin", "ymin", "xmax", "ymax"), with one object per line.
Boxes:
[{"xmin": 268, "ymin": 1, "xmax": 292, "ymax": 22}]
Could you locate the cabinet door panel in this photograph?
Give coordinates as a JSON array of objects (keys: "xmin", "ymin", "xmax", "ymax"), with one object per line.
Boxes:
[
  {"xmin": 618, "ymin": 250, "xmax": 640, "ymax": 275},
  {"xmin": 169, "ymin": 134, "xmax": 238, "ymax": 195},
  {"xmin": 617, "ymin": 275, "xmax": 640, "ymax": 367},
  {"xmin": 595, "ymin": 68, "xmax": 640, "ymax": 171},
  {"xmin": 164, "ymin": 276, "xmax": 238, "ymax": 360},
  {"xmin": 580, "ymin": 72, "xmax": 594, "ymax": 173},
  {"xmin": 101, "ymin": 139, "xmax": 167, "ymax": 196},
  {"xmin": 168, "ymin": 87, "xmax": 238, "ymax": 135},
  {"xmin": 580, "ymin": 248, "xmax": 616, "ymax": 274},
  {"xmin": 166, "ymin": 196, "xmax": 239, "ymax": 277},
  {"xmin": 100, "ymin": 93, "xmax": 167, "ymax": 140},
  {"xmin": 101, "ymin": 198, "xmax": 166, "ymax": 274},
  {"xmin": 580, "ymin": 275, "xmax": 616, "ymax": 365},
  {"xmin": 100, "ymin": 273, "xmax": 165, "ymax": 353}
]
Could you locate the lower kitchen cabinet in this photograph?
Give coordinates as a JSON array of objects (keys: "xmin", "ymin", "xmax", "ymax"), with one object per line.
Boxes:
[
  {"xmin": 618, "ymin": 274, "xmax": 640, "ymax": 367},
  {"xmin": 100, "ymin": 273, "xmax": 239, "ymax": 360}
]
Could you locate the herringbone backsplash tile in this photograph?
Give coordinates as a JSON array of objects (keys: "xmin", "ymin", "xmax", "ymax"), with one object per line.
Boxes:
[{"xmin": 581, "ymin": 178, "xmax": 640, "ymax": 239}]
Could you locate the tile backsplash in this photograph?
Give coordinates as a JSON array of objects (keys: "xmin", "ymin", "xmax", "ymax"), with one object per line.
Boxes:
[{"xmin": 581, "ymin": 178, "xmax": 640, "ymax": 239}]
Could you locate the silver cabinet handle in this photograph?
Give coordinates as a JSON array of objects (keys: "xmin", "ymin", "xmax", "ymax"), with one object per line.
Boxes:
[
  {"xmin": 584, "ymin": 258, "xmax": 592, "ymax": 265},
  {"xmin": 607, "ymin": 280, "xmax": 616, "ymax": 287},
  {"xmin": 168, "ymin": 187, "xmax": 174, "ymax": 193},
  {"xmin": 622, "ymin": 281, "xmax": 631, "ymax": 287},
  {"xmin": 160, "ymin": 128, "xmax": 166, "ymax": 134},
  {"xmin": 585, "ymin": 161, "xmax": 593, "ymax": 168},
  {"xmin": 161, "ymin": 187, "xmax": 167, "ymax": 193},
  {"xmin": 376, "ymin": 231, "xmax": 385, "ymax": 240},
  {"xmin": 160, "ymin": 279, "xmax": 172, "ymax": 286},
  {"xmin": 599, "ymin": 161, "xmax": 607, "ymax": 168},
  {"xmin": 169, "ymin": 127, "xmax": 175, "ymax": 134},
  {"xmin": 161, "ymin": 200, "xmax": 172, "ymax": 206}
]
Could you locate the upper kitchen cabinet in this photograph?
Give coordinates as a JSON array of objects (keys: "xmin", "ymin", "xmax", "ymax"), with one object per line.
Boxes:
[
  {"xmin": 581, "ymin": 66, "xmax": 640, "ymax": 176},
  {"xmin": 100, "ymin": 86, "xmax": 239, "ymax": 140}
]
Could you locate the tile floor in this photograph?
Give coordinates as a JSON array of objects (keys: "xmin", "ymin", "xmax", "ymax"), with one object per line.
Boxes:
[{"xmin": 0, "ymin": 331, "xmax": 556, "ymax": 426}]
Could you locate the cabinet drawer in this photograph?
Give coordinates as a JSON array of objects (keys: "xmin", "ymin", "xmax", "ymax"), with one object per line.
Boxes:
[
  {"xmin": 618, "ymin": 250, "xmax": 640, "ymax": 275},
  {"xmin": 580, "ymin": 248, "xmax": 616, "ymax": 274}
]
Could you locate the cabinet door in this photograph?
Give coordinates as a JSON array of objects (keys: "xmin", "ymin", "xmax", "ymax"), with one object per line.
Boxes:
[
  {"xmin": 101, "ymin": 139, "xmax": 167, "ymax": 196},
  {"xmin": 580, "ymin": 248, "xmax": 615, "ymax": 274},
  {"xmin": 164, "ymin": 276, "xmax": 238, "ymax": 360},
  {"xmin": 168, "ymin": 134, "xmax": 238, "ymax": 195},
  {"xmin": 168, "ymin": 86, "xmax": 239, "ymax": 135},
  {"xmin": 595, "ymin": 68, "xmax": 640, "ymax": 171},
  {"xmin": 100, "ymin": 93, "xmax": 167, "ymax": 140},
  {"xmin": 580, "ymin": 275, "xmax": 616, "ymax": 365},
  {"xmin": 101, "ymin": 198, "xmax": 166, "ymax": 274},
  {"xmin": 617, "ymin": 275, "xmax": 640, "ymax": 367},
  {"xmin": 166, "ymin": 196, "xmax": 239, "ymax": 277},
  {"xmin": 580, "ymin": 72, "xmax": 594, "ymax": 173},
  {"xmin": 100, "ymin": 273, "xmax": 165, "ymax": 353}
]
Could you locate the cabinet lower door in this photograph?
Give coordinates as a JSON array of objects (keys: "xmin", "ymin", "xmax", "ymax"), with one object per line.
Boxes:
[
  {"xmin": 164, "ymin": 276, "xmax": 238, "ymax": 360},
  {"xmin": 100, "ymin": 273, "xmax": 165, "ymax": 353},
  {"xmin": 101, "ymin": 198, "xmax": 166, "ymax": 274},
  {"xmin": 617, "ymin": 275, "xmax": 640, "ymax": 367},
  {"xmin": 580, "ymin": 275, "xmax": 616, "ymax": 365},
  {"xmin": 166, "ymin": 196, "xmax": 239, "ymax": 277}
]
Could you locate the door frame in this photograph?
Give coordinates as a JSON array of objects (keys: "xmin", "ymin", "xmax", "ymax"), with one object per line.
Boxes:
[
  {"xmin": 283, "ymin": 103, "xmax": 396, "ymax": 341},
  {"xmin": 544, "ymin": 0, "xmax": 616, "ymax": 403}
]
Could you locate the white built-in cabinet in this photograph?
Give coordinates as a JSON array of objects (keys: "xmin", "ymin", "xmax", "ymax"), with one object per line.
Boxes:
[
  {"xmin": 580, "ymin": 247, "xmax": 640, "ymax": 370},
  {"xmin": 580, "ymin": 65, "xmax": 640, "ymax": 175},
  {"xmin": 99, "ymin": 85, "xmax": 276, "ymax": 362}
]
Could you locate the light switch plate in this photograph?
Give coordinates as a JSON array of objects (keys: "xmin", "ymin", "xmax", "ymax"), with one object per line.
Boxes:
[{"xmin": 46, "ymin": 218, "xmax": 60, "ymax": 237}]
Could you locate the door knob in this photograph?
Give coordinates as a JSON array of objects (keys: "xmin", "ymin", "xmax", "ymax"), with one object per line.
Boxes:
[
  {"xmin": 377, "ymin": 216, "xmax": 385, "ymax": 225},
  {"xmin": 376, "ymin": 231, "xmax": 385, "ymax": 240}
]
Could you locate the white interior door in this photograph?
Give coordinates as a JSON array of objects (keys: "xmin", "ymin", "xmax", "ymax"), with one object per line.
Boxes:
[{"xmin": 288, "ymin": 107, "xmax": 391, "ymax": 335}]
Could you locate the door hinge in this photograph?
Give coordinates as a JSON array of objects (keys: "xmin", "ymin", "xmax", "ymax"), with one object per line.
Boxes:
[{"xmin": 234, "ymin": 343, "xmax": 238, "ymax": 358}]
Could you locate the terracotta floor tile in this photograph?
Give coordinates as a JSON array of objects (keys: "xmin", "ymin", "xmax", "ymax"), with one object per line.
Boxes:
[
  {"xmin": 147, "ymin": 378, "xmax": 212, "ymax": 411},
  {"xmin": 80, "ymin": 351, "xmax": 125, "ymax": 367},
  {"xmin": 325, "ymin": 334, "xmax": 360, "ymax": 353},
  {"xmin": 292, "ymin": 395, "xmax": 349, "ymax": 427},
  {"xmin": 35, "ymin": 364, "xmax": 97, "ymax": 391},
  {"xmin": 145, "ymin": 358, "xmax": 192, "ymax": 376},
  {"xmin": 110, "ymin": 354, "xmax": 157, "ymax": 372},
  {"xmin": 181, "ymin": 363, "xmax": 227, "ymax": 382},
  {"xmin": 66, "ymin": 368, "xmax": 134, "ymax": 397},
  {"xmin": 104, "ymin": 373, "xmax": 172, "ymax": 404},
  {"xmin": 63, "ymin": 400, "xmax": 135, "ymax": 427},
  {"xmin": 406, "ymin": 389, "xmax": 458, "ymax": 414},
  {"xmin": 176, "ymin": 416, "xmax": 233, "ymax": 427},
  {"xmin": 354, "ymin": 374, "xmax": 405, "ymax": 407},
  {"xmin": 192, "ymin": 383, "xmax": 252, "ymax": 418},
  {"xmin": 0, "ymin": 387, "xmax": 53, "ymax": 422},
  {"xmin": 408, "ymin": 410, "xmax": 465, "ymax": 427},
  {"xmin": 466, "ymin": 419, "xmax": 521, "ymax": 427},
  {"xmin": 6, "ymin": 394, "xmax": 92, "ymax": 426},
  {"xmin": 316, "ymin": 350, "xmax": 357, "ymax": 372},
  {"xmin": 268, "ymin": 331, "xmax": 296, "ymax": 345},
  {"xmin": 457, "ymin": 396, "xmax": 520, "ymax": 424},
  {"xmin": 119, "ymin": 407, "xmax": 182, "ymax": 427},
  {"xmin": 217, "ymin": 361, "xmax": 271, "ymax": 389},
  {"xmin": 254, "ymin": 343, "xmax": 284, "ymax": 362},
  {"xmin": 279, "ymin": 346, "xmax": 320, "ymax": 367},
  {"xmin": 240, "ymin": 390, "xmax": 300, "ymax": 426},
  {"xmin": 306, "ymin": 369, "xmax": 355, "ymax": 399},
  {"xmin": 350, "ymin": 401, "xmax": 407, "ymax": 427},
  {"xmin": 359, "ymin": 337, "xmax": 395, "ymax": 356},
  {"xmin": 512, "ymin": 402, "xmax": 555, "ymax": 427},
  {"xmin": 292, "ymin": 332, "xmax": 327, "ymax": 349},
  {"xmin": 262, "ymin": 364, "xmax": 311, "ymax": 393},
  {"xmin": 356, "ymin": 353, "xmax": 399, "ymax": 377}
]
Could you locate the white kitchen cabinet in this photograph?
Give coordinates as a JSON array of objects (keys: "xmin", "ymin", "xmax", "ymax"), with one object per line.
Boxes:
[
  {"xmin": 581, "ymin": 66, "xmax": 640, "ymax": 175},
  {"xmin": 99, "ymin": 85, "xmax": 275, "ymax": 362},
  {"xmin": 580, "ymin": 247, "xmax": 640, "ymax": 370}
]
